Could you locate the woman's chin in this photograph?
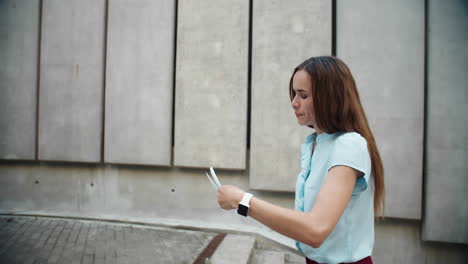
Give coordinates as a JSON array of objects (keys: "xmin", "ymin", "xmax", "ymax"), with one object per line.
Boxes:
[{"xmin": 297, "ymin": 121, "xmax": 314, "ymax": 128}]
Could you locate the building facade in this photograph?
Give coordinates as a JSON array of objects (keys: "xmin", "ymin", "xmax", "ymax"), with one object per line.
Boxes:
[{"xmin": 1, "ymin": 0, "xmax": 467, "ymax": 262}]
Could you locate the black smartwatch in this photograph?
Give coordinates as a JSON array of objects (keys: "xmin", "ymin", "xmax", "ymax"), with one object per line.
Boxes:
[{"xmin": 237, "ymin": 193, "xmax": 253, "ymax": 217}]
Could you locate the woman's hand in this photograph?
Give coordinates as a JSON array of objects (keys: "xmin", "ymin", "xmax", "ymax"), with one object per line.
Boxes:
[{"xmin": 217, "ymin": 185, "xmax": 245, "ymax": 210}]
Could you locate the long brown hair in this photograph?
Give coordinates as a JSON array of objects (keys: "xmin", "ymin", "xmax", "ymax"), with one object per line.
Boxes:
[{"xmin": 289, "ymin": 56, "xmax": 385, "ymax": 216}]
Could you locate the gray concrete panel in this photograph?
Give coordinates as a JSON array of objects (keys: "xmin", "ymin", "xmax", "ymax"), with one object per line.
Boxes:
[
  {"xmin": 38, "ymin": 0, "xmax": 105, "ymax": 162},
  {"xmin": 173, "ymin": 0, "xmax": 248, "ymax": 169},
  {"xmin": 0, "ymin": 0, "xmax": 39, "ymax": 160},
  {"xmin": 423, "ymin": 0, "xmax": 468, "ymax": 244},
  {"xmin": 337, "ymin": 0, "xmax": 425, "ymax": 219},
  {"xmin": 105, "ymin": 0, "xmax": 174, "ymax": 166},
  {"xmin": 374, "ymin": 220, "xmax": 468, "ymax": 263},
  {"xmin": 249, "ymin": 0, "xmax": 331, "ymax": 191}
]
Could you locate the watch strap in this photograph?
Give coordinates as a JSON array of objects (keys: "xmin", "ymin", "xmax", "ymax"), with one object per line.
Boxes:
[{"xmin": 239, "ymin": 193, "xmax": 253, "ymax": 207}]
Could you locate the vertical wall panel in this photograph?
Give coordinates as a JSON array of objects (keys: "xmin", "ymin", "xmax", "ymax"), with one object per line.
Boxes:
[
  {"xmin": 174, "ymin": 0, "xmax": 248, "ymax": 169},
  {"xmin": 337, "ymin": 0, "xmax": 425, "ymax": 219},
  {"xmin": 38, "ymin": 0, "xmax": 105, "ymax": 162},
  {"xmin": 423, "ymin": 0, "xmax": 468, "ymax": 244},
  {"xmin": 105, "ymin": 0, "xmax": 174, "ymax": 166},
  {"xmin": 249, "ymin": 0, "xmax": 331, "ymax": 191},
  {"xmin": 0, "ymin": 0, "xmax": 39, "ymax": 160}
]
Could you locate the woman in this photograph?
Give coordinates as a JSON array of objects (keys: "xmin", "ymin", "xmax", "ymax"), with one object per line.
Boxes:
[{"xmin": 217, "ymin": 56, "xmax": 384, "ymax": 264}]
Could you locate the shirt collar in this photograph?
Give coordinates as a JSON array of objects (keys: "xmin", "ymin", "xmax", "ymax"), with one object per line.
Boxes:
[
  {"xmin": 304, "ymin": 131, "xmax": 335, "ymax": 144},
  {"xmin": 316, "ymin": 132, "xmax": 335, "ymax": 143},
  {"xmin": 304, "ymin": 133, "xmax": 317, "ymax": 143}
]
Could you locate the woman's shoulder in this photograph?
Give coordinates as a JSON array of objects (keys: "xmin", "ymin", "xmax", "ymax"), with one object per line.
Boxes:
[
  {"xmin": 333, "ymin": 132, "xmax": 368, "ymax": 149},
  {"xmin": 329, "ymin": 132, "xmax": 371, "ymax": 175}
]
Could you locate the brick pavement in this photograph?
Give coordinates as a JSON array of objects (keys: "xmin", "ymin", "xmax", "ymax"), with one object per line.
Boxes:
[{"xmin": 0, "ymin": 215, "xmax": 217, "ymax": 264}]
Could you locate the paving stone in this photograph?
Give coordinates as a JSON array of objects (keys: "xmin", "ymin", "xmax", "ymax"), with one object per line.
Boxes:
[
  {"xmin": 251, "ymin": 249, "xmax": 285, "ymax": 264},
  {"xmin": 0, "ymin": 216, "xmax": 217, "ymax": 264},
  {"xmin": 209, "ymin": 234, "xmax": 256, "ymax": 264},
  {"xmin": 285, "ymin": 252, "xmax": 306, "ymax": 264}
]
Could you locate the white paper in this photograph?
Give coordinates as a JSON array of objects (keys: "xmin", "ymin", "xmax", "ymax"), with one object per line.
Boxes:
[{"xmin": 206, "ymin": 167, "xmax": 221, "ymax": 190}]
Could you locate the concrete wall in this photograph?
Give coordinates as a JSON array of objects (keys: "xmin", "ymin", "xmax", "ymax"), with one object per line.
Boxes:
[
  {"xmin": 337, "ymin": 0, "xmax": 425, "ymax": 220},
  {"xmin": 423, "ymin": 0, "xmax": 468, "ymax": 244},
  {"xmin": 0, "ymin": 0, "xmax": 39, "ymax": 160},
  {"xmin": 38, "ymin": 0, "xmax": 105, "ymax": 162},
  {"xmin": 250, "ymin": 0, "xmax": 330, "ymax": 191},
  {"xmin": 374, "ymin": 219, "xmax": 468, "ymax": 263},
  {"xmin": 1, "ymin": 0, "xmax": 468, "ymax": 262},
  {"xmin": 173, "ymin": 0, "xmax": 248, "ymax": 169},
  {"xmin": 105, "ymin": 0, "xmax": 174, "ymax": 166}
]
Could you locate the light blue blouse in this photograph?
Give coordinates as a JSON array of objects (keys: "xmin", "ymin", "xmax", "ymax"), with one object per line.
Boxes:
[{"xmin": 295, "ymin": 132, "xmax": 374, "ymax": 264}]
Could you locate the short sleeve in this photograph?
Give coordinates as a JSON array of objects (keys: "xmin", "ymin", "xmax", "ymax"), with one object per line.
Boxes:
[{"xmin": 328, "ymin": 132, "xmax": 371, "ymax": 194}]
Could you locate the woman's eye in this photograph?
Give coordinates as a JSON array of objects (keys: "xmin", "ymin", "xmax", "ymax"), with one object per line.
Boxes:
[{"xmin": 300, "ymin": 94, "xmax": 307, "ymax": 99}]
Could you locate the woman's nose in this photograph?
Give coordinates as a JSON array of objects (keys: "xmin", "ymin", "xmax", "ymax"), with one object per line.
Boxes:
[{"xmin": 291, "ymin": 98, "xmax": 298, "ymax": 109}]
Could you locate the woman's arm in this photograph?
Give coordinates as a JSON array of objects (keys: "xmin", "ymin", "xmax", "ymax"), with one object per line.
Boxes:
[{"xmin": 217, "ymin": 165, "xmax": 358, "ymax": 248}]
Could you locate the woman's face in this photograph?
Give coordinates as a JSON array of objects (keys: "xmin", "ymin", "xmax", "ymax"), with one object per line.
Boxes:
[{"xmin": 291, "ymin": 70, "xmax": 318, "ymax": 129}]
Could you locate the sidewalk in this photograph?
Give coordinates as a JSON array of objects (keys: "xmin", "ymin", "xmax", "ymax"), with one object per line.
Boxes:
[{"xmin": 0, "ymin": 215, "xmax": 304, "ymax": 264}]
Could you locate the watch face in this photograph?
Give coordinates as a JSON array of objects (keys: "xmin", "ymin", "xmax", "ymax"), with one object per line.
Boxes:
[{"xmin": 237, "ymin": 204, "xmax": 248, "ymax": 216}]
